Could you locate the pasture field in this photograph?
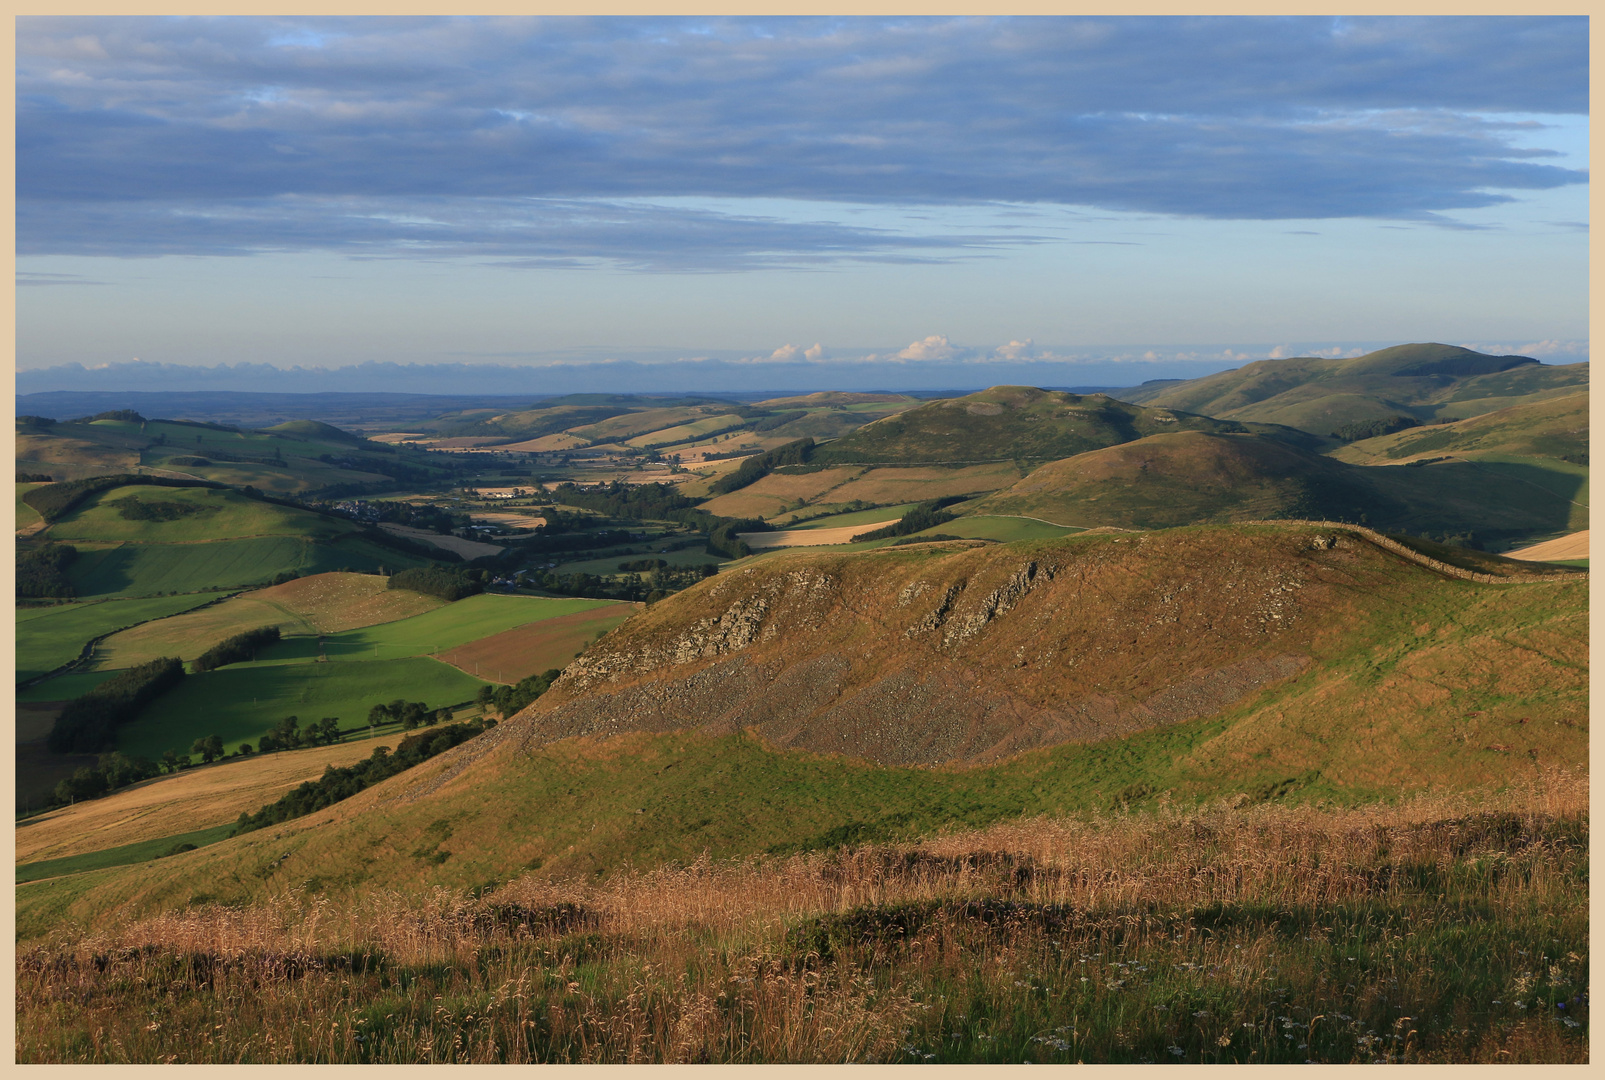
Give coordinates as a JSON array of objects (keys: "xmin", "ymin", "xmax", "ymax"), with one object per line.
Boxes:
[
  {"xmin": 94, "ymin": 572, "xmax": 450, "ymax": 668},
  {"xmin": 626, "ymin": 414, "xmax": 748, "ymax": 447},
  {"xmin": 242, "ymin": 594, "xmax": 623, "ymax": 667},
  {"xmin": 65, "ymin": 534, "xmax": 431, "ymax": 599},
  {"xmin": 17, "ymin": 594, "xmax": 222, "ymax": 682},
  {"xmin": 903, "ymin": 514, "xmax": 1079, "ymax": 543},
  {"xmin": 16, "ymin": 482, "xmax": 47, "ymax": 529},
  {"xmin": 115, "ymin": 656, "xmax": 487, "ymax": 759},
  {"xmin": 435, "ymin": 603, "xmax": 638, "ymax": 683},
  {"xmin": 17, "ymin": 670, "xmax": 120, "ymax": 703},
  {"xmin": 17, "ymin": 736, "xmax": 400, "ymax": 864},
  {"xmin": 787, "ymin": 503, "xmax": 921, "ymax": 530},
  {"xmin": 566, "ymin": 407, "xmax": 708, "ymax": 443},
  {"xmin": 153, "ymin": 458, "xmax": 392, "ymax": 495},
  {"xmin": 18, "ymin": 824, "xmax": 238, "ymax": 884},
  {"xmin": 45, "ymin": 484, "xmax": 352, "ymax": 545},
  {"xmin": 694, "ymin": 466, "xmax": 867, "ymax": 520}
]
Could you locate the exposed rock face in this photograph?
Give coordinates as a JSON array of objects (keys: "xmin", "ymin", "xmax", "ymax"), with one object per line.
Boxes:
[{"xmin": 503, "ymin": 526, "xmax": 1394, "ymax": 767}]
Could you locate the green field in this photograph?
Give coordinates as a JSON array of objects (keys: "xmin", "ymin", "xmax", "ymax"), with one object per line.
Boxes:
[
  {"xmin": 16, "ymin": 824, "xmax": 238, "ymax": 885},
  {"xmin": 115, "ymin": 656, "xmax": 488, "ymax": 759},
  {"xmin": 240, "ymin": 594, "xmax": 620, "ymax": 666},
  {"xmin": 16, "ymin": 483, "xmax": 47, "ymax": 529},
  {"xmin": 787, "ymin": 503, "xmax": 921, "ymax": 530},
  {"xmin": 17, "ymin": 669, "xmax": 120, "ymax": 703},
  {"xmin": 64, "ymin": 534, "xmax": 431, "ymax": 599},
  {"xmin": 46, "ymin": 484, "xmax": 352, "ymax": 545},
  {"xmin": 16, "ymin": 595, "xmax": 221, "ymax": 682}
]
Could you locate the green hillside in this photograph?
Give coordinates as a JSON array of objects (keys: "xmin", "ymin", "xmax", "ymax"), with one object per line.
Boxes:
[
  {"xmin": 15, "ymin": 523, "xmax": 1585, "ymax": 933},
  {"xmin": 1116, "ymin": 343, "xmax": 1586, "ymax": 435},
  {"xmin": 975, "ymin": 430, "xmax": 1584, "ymax": 546},
  {"xmin": 811, "ymin": 386, "xmax": 1248, "ymax": 466},
  {"xmin": 1331, "ymin": 391, "xmax": 1588, "ymax": 465},
  {"xmin": 44, "ymin": 484, "xmax": 352, "ymax": 545}
]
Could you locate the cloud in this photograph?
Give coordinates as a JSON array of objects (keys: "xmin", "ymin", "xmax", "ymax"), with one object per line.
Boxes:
[
  {"xmin": 1458, "ymin": 339, "xmax": 1588, "ymax": 360},
  {"xmin": 13, "ymin": 16, "xmax": 1588, "ymax": 265},
  {"xmin": 896, "ymin": 335, "xmax": 963, "ymax": 361},
  {"xmin": 993, "ymin": 339, "xmax": 1035, "ymax": 360}
]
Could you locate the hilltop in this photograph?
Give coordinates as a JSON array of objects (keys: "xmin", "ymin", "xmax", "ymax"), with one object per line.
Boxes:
[
  {"xmin": 809, "ymin": 386, "xmax": 1251, "ymax": 465},
  {"xmin": 1115, "ymin": 343, "xmax": 1586, "ymax": 435}
]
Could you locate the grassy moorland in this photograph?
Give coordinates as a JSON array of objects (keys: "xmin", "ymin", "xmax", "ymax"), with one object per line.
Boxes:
[
  {"xmin": 14, "ymin": 780, "xmax": 1586, "ymax": 1063},
  {"xmin": 17, "ymin": 594, "xmax": 219, "ymax": 682}
]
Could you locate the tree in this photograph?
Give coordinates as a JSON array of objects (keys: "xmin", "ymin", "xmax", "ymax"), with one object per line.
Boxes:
[{"xmin": 192, "ymin": 734, "xmax": 223, "ymax": 763}]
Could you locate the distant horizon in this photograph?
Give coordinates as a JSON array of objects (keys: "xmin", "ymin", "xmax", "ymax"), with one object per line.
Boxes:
[{"xmin": 13, "ymin": 339, "xmax": 1587, "ymax": 399}]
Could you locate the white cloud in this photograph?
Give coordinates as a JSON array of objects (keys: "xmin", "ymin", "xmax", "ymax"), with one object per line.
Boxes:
[
  {"xmin": 1267, "ymin": 345, "xmax": 1289, "ymax": 359},
  {"xmin": 804, "ymin": 342, "xmax": 825, "ymax": 361},
  {"xmin": 896, "ymin": 334, "xmax": 961, "ymax": 361},
  {"xmin": 768, "ymin": 343, "xmax": 805, "ymax": 362},
  {"xmin": 993, "ymin": 338, "xmax": 1035, "ymax": 360}
]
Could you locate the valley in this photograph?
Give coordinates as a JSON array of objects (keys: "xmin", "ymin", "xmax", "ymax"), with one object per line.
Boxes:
[{"xmin": 13, "ymin": 342, "xmax": 1589, "ymax": 1063}]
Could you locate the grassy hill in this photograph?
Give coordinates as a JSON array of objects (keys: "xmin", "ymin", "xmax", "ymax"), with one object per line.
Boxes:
[
  {"xmin": 14, "ymin": 522, "xmax": 1584, "ymax": 938},
  {"xmin": 1116, "ymin": 343, "xmax": 1586, "ymax": 435},
  {"xmin": 968, "ymin": 429, "xmax": 1585, "ymax": 545},
  {"xmin": 810, "ymin": 386, "xmax": 1249, "ymax": 466},
  {"xmin": 1331, "ymin": 390, "xmax": 1588, "ymax": 465}
]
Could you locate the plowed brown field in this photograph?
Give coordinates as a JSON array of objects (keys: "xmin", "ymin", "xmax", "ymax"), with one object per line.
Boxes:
[{"xmin": 434, "ymin": 603, "xmax": 640, "ymax": 683}]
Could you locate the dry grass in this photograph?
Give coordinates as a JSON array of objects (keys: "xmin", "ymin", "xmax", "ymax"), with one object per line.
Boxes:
[
  {"xmin": 822, "ymin": 463, "xmax": 1020, "ymax": 507},
  {"xmin": 16, "ymin": 739, "xmax": 388, "ymax": 863},
  {"xmin": 434, "ymin": 605, "xmax": 638, "ymax": 684},
  {"xmin": 16, "ymin": 779, "xmax": 1587, "ymax": 1063},
  {"xmin": 1505, "ymin": 531, "xmax": 1589, "ymax": 562}
]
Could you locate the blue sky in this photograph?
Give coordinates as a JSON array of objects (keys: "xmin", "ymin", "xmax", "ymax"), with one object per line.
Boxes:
[{"xmin": 15, "ymin": 16, "xmax": 1589, "ymax": 392}]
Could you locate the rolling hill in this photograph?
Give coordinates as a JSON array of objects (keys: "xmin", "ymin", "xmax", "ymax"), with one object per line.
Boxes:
[
  {"xmin": 970, "ymin": 429, "xmax": 1587, "ymax": 545},
  {"xmin": 809, "ymin": 385, "xmax": 1252, "ymax": 466},
  {"xmin": 1330, "ymin": 390, "xmax": 1588, "ymax": 465},
  {"xmin": 1115, "ymin": 343, "xmax": 1587, "ymax": 434},
  {"xmin": 15, "ymin": 522, "xmax": 1585, "ymax": 935}
]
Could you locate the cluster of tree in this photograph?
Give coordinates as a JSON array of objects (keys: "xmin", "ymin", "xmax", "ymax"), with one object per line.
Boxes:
[
  {"xmin": 16, "ymin": 470, "xmax": 54, "ymax": 482},
  {"xmin": 192, "ymin": 625, "xmax": 282, "ymax": 672},
  {"xmin": 509, "ymin": 528, "xmax": 642, "ymax": 557},
  {"xmin": 366, "ymin": 699, "xmax": 450, "ymax": 731},
  {"xmin": 852, "ymin": 496, "xmax": 967, "ymax": 542},
  {"xmin": 48, "ymin": 657, "xmax": 185, "ymax": 753},
  {"xmin": 617, "ymin": 557, "xmax": 668, "ymax": 572},
  {"xmin": 361, "ymin": 500, "xmax": 465, "ymax": 534},
  {"xmin": 476, "ymin": 667, "xmax": 562, "ymax": 717},
  {"xmin": 74, "ymin": 409, "xmax": 145, "ymax": 423},
  {"xmin": 20, "ymin": 474, "xmax": 223, "ymax": 523},
  {"xmin": 232, "ymin": 719, "xmax": 493, "ymax": 835},
  {"xmin": 547, "ymin": 480, "xmax": 699, "ymax": 521},
  {"xmin": 707, "ymin": 438, "xmax": 815, "ymax": 496},
  {"xmin": 52, "ymin": 750, "xmax": 162, "ymax": 804},
  {"xmin": 1330, "ymin": 415, "xmax": 1423, "ymax": 443},
  {"xmin": 161, "ymin": 455, "xmax": 213, "ymax": 467},
  {"xmin": 388, "ymin": 566, "xmax": 485, "ymax": 601},
  {"xmin": 517, "ymin": 567, "xmax": 656, "ymax": 601},
  {"xmin": 707, "ymin": 517, "xmax": 771, "ymax": 559},
  {"xmin": 17, "ymin": 542, "xmax": 78, "ymax": 598},
  {"xmin": 257, "ymin": 714, "xmax": 344, "ymax": 752},
  {"xmin": 106, "ymin": 494, "xmax": 219, "ymax": 522},
  {"xmin": 642, "ymin": 562, "xmax": 720, "ymax": 601},
  {"xmin": 17, "ymin": 415, "xmax": 56, "ymax": 430}
]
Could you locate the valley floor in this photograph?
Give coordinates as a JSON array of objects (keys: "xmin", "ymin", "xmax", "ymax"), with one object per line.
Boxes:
[{"xmin": 15, "ymin": 776, "xmax": 1586, "ymax": 1064}]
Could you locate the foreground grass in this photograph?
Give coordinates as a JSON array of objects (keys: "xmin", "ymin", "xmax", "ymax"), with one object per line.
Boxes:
[{"xmin": 16, "ymin": 786, "xmax": 1586, "ymax": 1063}]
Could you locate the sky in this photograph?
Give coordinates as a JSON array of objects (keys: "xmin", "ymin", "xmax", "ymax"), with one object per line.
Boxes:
[{"xmin": 15, "ymin": 16, "xmax": 1589, "ymax": 394}]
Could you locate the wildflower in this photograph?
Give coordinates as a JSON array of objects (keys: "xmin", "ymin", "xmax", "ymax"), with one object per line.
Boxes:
[{"xmin": 1217, "ymin": 1035, "xmax": 1232, "ymax": 1047}]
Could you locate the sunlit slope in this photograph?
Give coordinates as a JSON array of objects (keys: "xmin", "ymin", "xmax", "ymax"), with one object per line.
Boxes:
[
  {"xmin": 972, "ymin": 430, "xmax": 1586, "ymax": 543},
  {"xmin": 17, "ymin": 523, "xmax": 1584, "ymax": 938},
  {"xmin": 810, "ymin": 386, "xmax": 1249, "ymax": 465},
  {"xmin": 1329, "ymin": 391, "xmax": 1588, "ymax": 465},
  {"xmin": 1116, "ymin": 343, "xmax": 1586, "ymax": 435}
]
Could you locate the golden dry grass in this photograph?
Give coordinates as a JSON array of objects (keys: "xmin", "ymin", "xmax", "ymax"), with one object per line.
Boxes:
[
  {"xmin": 16, "ymin": 777, "xmax": 1587, "ymax": 1064},
  {"xmin": 1505, "ymin": 530, "xmax": 1588, "ymax": 562},
  {"xmin": 15, "ymin": 738, "xmax": 390, "ymax": 863},
  {"xmin": 823, "ymin": 463, "xmax": 1020, "ymax": 506},
  {"xmin": 435, "ymin": 605, "xmax": 639, "ymax": 683},
  {"xmin": 741, "ymin": 521, "xmax": 901, "ymax": 549}
]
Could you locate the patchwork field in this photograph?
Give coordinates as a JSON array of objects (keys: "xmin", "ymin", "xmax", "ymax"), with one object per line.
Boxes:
[
  {"xmin": 16, "ymin": 482, "xmax": 47, "ymax": 529},
  {"xmin": 93, "ymin": 572, "xmax": 448, "ymax": 668},
  {"xmin": 741, "ymin": 521, "xmax": 901, "ymax": 549},
  {"xmin": 625, "ymin": 414, "xmax": 748, "ymax": 447},
  {"xmin": 434, "ymin": 603, "xmax": 639, "ymax": 683},
  {"xmin": 18, "ymin": 594, "xmax": 221, "ymax": 682},
  {"xmin": 696, "ymin": 466, "xmax": 868, "ymax": 519},
  {"xmin": 822, "ymin": 463, "xmax": 1022, "ymax": 506},
  {"xmin": 378, "ymin": 522, "xmax": 504, "ymax": 559},
  {"xmin": 114, "ymin": 656, "xmax": 487, "ymax": 759}
]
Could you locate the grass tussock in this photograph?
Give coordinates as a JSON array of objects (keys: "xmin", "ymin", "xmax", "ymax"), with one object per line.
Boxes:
[{"xmin": 17, "ymin": 777, "xmax": 1587, "ymax": 1064}]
